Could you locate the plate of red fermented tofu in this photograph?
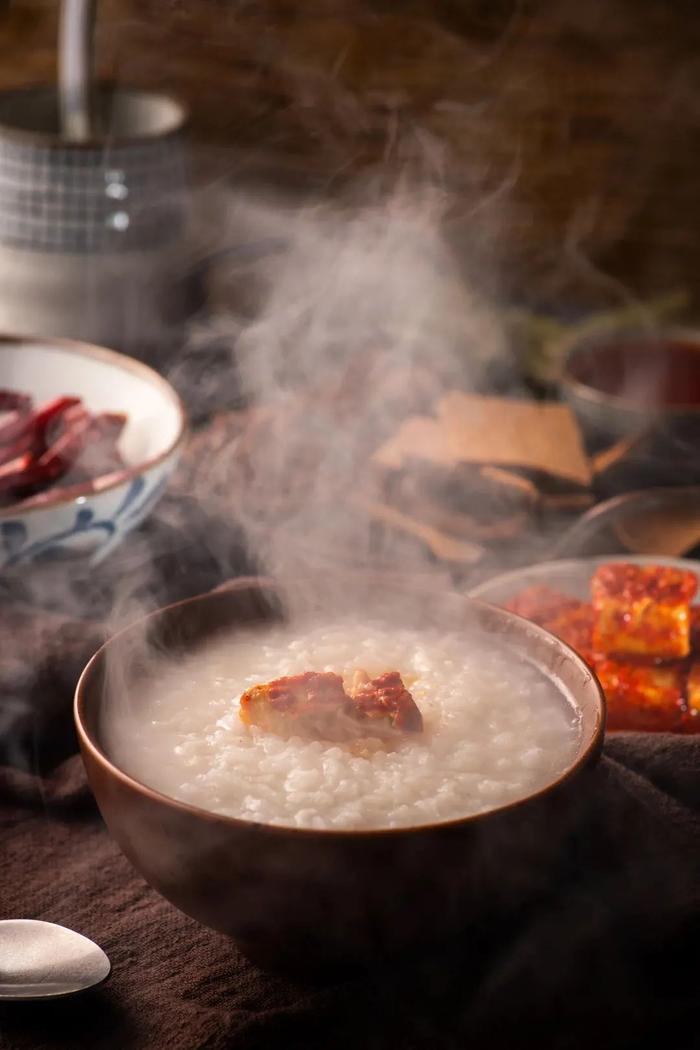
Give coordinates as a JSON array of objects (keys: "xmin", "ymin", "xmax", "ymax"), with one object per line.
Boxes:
[{"xmin": 469, "ymin": 557, "xmax": 700, "ymax": 733}]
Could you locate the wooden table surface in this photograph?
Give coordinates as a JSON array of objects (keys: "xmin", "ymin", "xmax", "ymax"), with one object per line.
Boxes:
[{"xmin": 1, "ymin": 0, "xmax": 699, "ymax": 307}]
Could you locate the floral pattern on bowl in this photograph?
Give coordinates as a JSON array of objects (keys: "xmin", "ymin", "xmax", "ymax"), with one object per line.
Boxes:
[
  {"xmin": 0, "ymin": 464, "xmax": 175, "ymax": 570},
  {"xmin": 0, "ymin": 336, "xmax": 186, "ymax": 573}
]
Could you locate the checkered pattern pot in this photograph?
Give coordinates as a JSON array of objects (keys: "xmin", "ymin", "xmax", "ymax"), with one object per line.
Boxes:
[{"xmin": 0, "ymin": 87, "xmax": 188, "ymax": 253}]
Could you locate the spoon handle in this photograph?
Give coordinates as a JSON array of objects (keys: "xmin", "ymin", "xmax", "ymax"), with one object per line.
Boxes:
[{"xmin": 58, "ymin": 0, "xmax": 97, "ymax": 141}]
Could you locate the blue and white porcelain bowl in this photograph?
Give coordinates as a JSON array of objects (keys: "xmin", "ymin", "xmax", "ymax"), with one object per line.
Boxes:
[{"xmin": 0, "ymin": 336, "xmax": 187, "ymax": 572}]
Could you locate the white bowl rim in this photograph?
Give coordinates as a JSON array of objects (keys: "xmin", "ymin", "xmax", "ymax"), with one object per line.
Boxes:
[
  {"xmin": 468, "ymin": 554, "xmax": 700, "ymax": 601},
  {"xmin": 0, "ymin": 333, "xmax": 188, "ymax": 519}
]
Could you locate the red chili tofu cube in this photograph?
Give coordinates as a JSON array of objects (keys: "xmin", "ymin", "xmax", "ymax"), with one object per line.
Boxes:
[
  {"xmin": 505, "ymin": 586, "xmax": 580, "ymax": 626},
  {"xmin": 593, "ymin": 655, "xmax": 685, "ymax": 731},
  {"xmin": 591, "ymin": 563, "xmax": 696, "ymax": 660},
  {"xmin": 680, "ymin": 661, "xmax": 700, "ymax": 734},
  {"xmin": 542, "ymin": 602, "xmax": 595, "ymax": 667},
  {"xmin": 687, "ymin": 662, "xmax": 700, "ymax": 714},
  {"xmin": 691, "ymin": 607, "xmax": 700, "ymax": 653}
]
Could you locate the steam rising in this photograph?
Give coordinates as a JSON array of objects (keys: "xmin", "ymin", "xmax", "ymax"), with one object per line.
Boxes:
[{"xmin": 190, "ymin": 179, "xmax": 508, "ymax": 613}]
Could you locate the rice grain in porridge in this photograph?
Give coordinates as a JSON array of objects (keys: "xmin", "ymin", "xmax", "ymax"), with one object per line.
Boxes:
[{"xmin": 105, "ymin": 621, "xmax": 581, "ymax": 830}]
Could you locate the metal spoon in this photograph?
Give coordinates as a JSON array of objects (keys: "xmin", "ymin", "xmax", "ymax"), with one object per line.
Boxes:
[
  {"xmin": 58, "ymin": 0, "xmax": 97, "ymax": 141},
  {"xmin": 0, "ymin": 920, "xmax": 110, "ymax": 1001},
  {"xmin": 553, "ymin": 486, "xmax": 700, "ymax": 559}
]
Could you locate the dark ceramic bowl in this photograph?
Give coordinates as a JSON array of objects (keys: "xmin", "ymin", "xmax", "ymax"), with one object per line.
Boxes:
[
  {"xmin": 75, "ymin": 577, "xmax": 605, "ymax": 974},
  {"xmin": 561, "ymin": 326, "xmax": 700, "ymax": 457}
]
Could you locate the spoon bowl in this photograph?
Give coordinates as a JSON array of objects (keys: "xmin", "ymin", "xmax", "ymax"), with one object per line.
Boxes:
[{"xmin": 0, "ymin": 919, "xmax": 110, "ymax": 1001}]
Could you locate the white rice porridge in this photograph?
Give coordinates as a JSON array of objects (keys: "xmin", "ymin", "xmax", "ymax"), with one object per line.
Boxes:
[{"xmin": 105, "ymin": 621, "xmax": 582, "ymax": 830}]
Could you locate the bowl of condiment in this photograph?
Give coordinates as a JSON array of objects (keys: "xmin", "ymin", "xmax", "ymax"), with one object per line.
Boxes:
[
  {"xmin": 469, "ymin": 556, "xmax": 700, "ymax": 733},
  {"xmin": 75, "ymin": 575, "xmax": 604, "ymax": 974},
  {"xmin": 561, "ymin": 327, "xmax": 700, "ymax": 454},
  {"xmin": 0, "ymin": 335, "xmax": 186, "ymax": 572}
]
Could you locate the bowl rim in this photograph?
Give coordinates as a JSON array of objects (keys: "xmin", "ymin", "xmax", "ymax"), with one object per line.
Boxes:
[
  {"xmin": 468, "ymin": 553, "xmax": 700, "ymax": 603},
  {"xmin": 560, "ymin": 324, "xmax": 700, "ymax": 417},
  {"xmin": 0, "ymin": 85, "xmax": 188, "ymax": 150},
  {"xmin": 0, "ymin": 333, "xmax": 188, "ymax": 519},
  {"xmin": 74, "ymin": 578, "xmax": 606, "ymax": 840}
]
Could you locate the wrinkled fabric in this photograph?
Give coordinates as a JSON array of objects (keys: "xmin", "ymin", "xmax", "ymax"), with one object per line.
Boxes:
[{"xmin": 0, "ymin": 740, "xmax": 698, "ymax": 1050}]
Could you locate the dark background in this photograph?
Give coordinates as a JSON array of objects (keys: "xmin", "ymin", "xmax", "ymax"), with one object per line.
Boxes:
[{"xmin": 2, "ymin": 0, "xmax": 700, "ymax": 307}]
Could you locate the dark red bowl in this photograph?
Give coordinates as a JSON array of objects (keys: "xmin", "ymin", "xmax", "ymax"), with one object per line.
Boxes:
[
  {"xmin": 562, "ymin": 327, "xmax": 700, "ymax": 450},
  {"xmin": 75, "ymin": 578, "xmax": 604, "ymax": 974}
]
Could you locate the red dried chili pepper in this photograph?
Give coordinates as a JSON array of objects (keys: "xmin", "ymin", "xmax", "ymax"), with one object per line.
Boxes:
[
  {"xmin": 37, "ymin": 413, "xmax": 92, "ymax": 474},
  {"xmin": 0, "ymin": 430, "xmax": 36, "ymax": 468},
  {"xmin": 0, "ymin": 410, "xmax": 31, "ymax": 446},
  {"xmin": 0, "ymin": 390, "xmax": 32, "ymax": 414},
  {"xmin": 0, "ymin": 389, "xmax": 129, "ymax": 508},
  {"xmin": 0, "ymin": 452, "xmax": 33, "ymax": 489}
]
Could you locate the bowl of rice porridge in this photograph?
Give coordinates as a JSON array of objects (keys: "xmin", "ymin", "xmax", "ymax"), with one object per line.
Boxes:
[{"xmin": 75, "ymin": 576, "xmax": 605, "ymax": 972}]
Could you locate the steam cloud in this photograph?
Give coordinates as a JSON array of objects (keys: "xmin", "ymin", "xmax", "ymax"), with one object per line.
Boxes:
[{"xmin": 177, "ymin": 177, "xmax": 509, "ymax": 617}]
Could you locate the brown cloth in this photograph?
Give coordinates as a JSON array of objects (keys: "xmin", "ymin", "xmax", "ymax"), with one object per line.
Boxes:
[
  {"xmin": 1, "ymin": 496, "xmax": 700, "ymax": 1049},
  {"xmin": 1, "ymin": 740, "xmax": 699, "ymax": 1050}
]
